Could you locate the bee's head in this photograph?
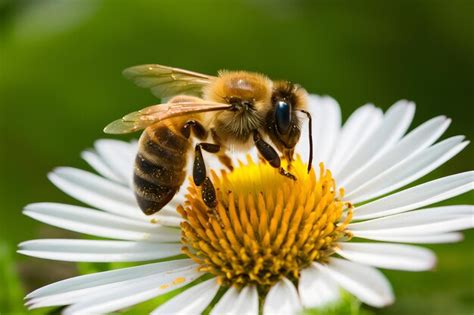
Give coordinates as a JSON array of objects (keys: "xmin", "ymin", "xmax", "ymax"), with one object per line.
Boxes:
[{"xmin": 265, "ymin": 81, "xmax": 308, "ymax": 161}]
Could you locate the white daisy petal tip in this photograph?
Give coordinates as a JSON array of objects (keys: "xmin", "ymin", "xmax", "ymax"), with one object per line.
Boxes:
[
  {"xmin": 79, "ymin": 149, "xmax": 93, "ymax": 160},
  {"xmin": 385, "ymin": 99, "xmax": 414, "ymax": 119},
  {"xmin": 435, "ymin": 115, "xmax": 452, "ymax": 131},
  {"xmin": 457, "ymin": 233, "xmax": 465, "ymax": 242},
  {"xmin": 22, "ymin": 205, "xmax": 35, "ymax": 215},
  {"xmin": 395, "ymin": 99, "xmax": 415, "ymax": 108},
  {"xmin": 47, "ymin": 167, "xmax": 66, "ymax": 179}
]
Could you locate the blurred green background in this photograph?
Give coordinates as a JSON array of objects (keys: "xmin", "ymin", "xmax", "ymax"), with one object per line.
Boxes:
[{"xmin": 0, "ymin": 0, "xmax": 473, "ymax": 314}]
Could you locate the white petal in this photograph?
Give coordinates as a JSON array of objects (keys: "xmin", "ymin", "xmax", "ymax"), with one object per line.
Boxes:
[
  {"xmin": 353, "ymin": 171, "xmax": 474, "ymax": 220},
  {"xmin": 48, "ymin": 167, "xmax": 144, "ymax": 220},
  {"xmin": 210, "ymin": 287, "xmax": 240, "ymax": 315},
  {"xmin": 353, "ymin": 217, "xmax": 473, "ymax": 238},
  {"xmin": 349, "ymin": 205, "xmax": 474, "ymax": 236},
  {"xmin": 347, "ymin": 137, "xmax": 469, "ymax": 203},
  {"xmin": 329, "ymin": 104, "xmax": 383, "ymax": 175},
  {"xmin": 307, "ymin": 95, "xmax": 341, "ymax": 167},
  {"xmin": 299, "ymin": 265, "xmax": 340, "ymax": 308},
  {"xmin": 263, "ymin": 278, "xmax": 302, "ymax": 315},
  {"xmin": 210, "ymin": 285, "xmax": 258, "ymax": 315},
  {"xmin": 23, "ymin": 203, "xmax": 180, "ymax": 242},
  {"xmin": 336, "ymin": 100, "xmax": 415, "ymax": 184},
  {"xmin": 129, "ymin": 139, "xmax": 139, "ymax": 150},
  {"xmin": 81, "ymin": 150, "xmax": 123, "ymax": 183},
  {"xmin": 151, "ymin": 278, "xmax": 219, "ymax": 315},
  {"xmin": 95, "ymin": 139, "xmax": 136, "ymax": 185},
  {"xmin": 18, "ymin": 239, "xmax": 181, "ymax": 262},
  {"xmin": 336, "ymin": 243, "xmax": 436, "ymax": 271},
  {"xmin": 235, "ymin": 285, "xmax": 259, "ymax": 315},
  {"xmin": 218, "ymin": 286, "xmax": 258, "ymax": 315},
  {"xmin": 341, "ymin": 116, "xmax": 450, "ymax": 192},
  {"xmin": 317, "ymin": 258, "xmax": 394, "ymax": 308},
  {"xmin": 355, "ymin": 233, "xmax": 464, "ymax": 244},
  {"xmin": 26, "ymin": 259, "xmax": 195, "ymax": 308},
  {"xmin": 63, "ymin": 265, "xmax": 202, "ymax": 315}
]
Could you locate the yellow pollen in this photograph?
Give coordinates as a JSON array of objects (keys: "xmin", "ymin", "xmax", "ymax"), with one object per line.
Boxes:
[
  {"xmin": 179, "ymin": 155, "xmax": 352, "ymax": 289},
  {"xmin": 172, "ymin": 277, "xmax": 186, "ymax": 285}
]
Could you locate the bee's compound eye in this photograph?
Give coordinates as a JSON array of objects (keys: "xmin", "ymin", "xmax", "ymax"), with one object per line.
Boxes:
[{"xmin": 275, "ymin": 100, "xmax": 291, "ymax": 134}]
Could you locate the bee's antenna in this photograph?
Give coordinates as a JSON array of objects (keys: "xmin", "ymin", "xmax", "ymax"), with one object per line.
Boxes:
[{"xmin": 299, "ymin": 110, "xmax": 313, "ymax": 173}]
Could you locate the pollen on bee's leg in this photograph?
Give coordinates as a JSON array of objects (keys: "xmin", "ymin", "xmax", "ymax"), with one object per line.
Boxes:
[
  {"xmin": 201, "ymin": 177, "xmax": 217, "ymax": 208},
  {"xmin": 179, "ymin": 156, "xmax": 351, "ymax": 289}
]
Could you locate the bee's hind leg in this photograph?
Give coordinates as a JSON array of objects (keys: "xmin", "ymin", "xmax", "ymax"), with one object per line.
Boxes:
[
  {"xmin": 180, "ymin": 119, "xmax": 208, "ymax": 186},
  {"xmin": 192, "ymin": 143, "xmax": 220, "ymax": 185},
  {"xmin": 253, "ymin": 131, "xmax": 296, "ymax": 181},
  {"xmin": 181, "ymin": 120, "xmax": 220, "ymax": 208},
  {"xmin": 193, "ymin": 142, "xmax": 220, "ymax": 208}
]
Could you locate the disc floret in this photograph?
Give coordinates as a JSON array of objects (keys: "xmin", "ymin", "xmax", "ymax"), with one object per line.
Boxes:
[{"xmin": 178, "ymin": 157, "xmax": 352, "ymax": 289}]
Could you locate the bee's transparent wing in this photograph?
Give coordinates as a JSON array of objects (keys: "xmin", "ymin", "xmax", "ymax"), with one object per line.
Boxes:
[
  {"xmin": 123, "ymin": 64, "xmax": 215, "ymax": 99},
  {"xmin": 104, "ymin": 101, "xmax": 231, "ymax": 134}
]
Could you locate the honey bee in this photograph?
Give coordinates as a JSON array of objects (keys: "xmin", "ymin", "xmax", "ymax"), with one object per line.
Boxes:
[{"xmin": 104, "ymin": 64, "xmax": 313, "ymax": 215}]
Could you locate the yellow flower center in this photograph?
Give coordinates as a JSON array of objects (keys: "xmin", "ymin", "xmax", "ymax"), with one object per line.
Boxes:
[{"xmin": 178, "ymin": 156, "xmax": 352, "ymax": 289}]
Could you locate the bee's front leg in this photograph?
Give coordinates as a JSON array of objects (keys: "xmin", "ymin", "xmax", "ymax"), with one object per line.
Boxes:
[
  {"xmin": 253, "ymin": 131, "xmax": 296, "ymax": 181},
  {"xmin": 284, "ymin": 148, "xmax": 295, "ymax": 172}
]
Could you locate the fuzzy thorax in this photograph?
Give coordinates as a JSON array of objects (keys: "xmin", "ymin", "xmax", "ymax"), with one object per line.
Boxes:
[
  {"xmin": 178, "ymin": 156, "xmax": 352, "ymax": 289},
  {"xmin": 203, "ymin": 71, "xmax": 272, "ymax": 145}
]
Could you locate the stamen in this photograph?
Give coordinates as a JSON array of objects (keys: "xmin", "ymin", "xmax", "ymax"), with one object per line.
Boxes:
[{"xmin": 180, "ymin": 156, "xmax": 352, "ymax": 289}]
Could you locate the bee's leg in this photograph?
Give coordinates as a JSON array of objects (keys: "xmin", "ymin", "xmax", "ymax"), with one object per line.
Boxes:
[
  {"xmin": 201, "ymin": 177, "xmax": 217, "ymax": 209},
  {"xmin": 181, "ymin": 120, "xmax": 220, "ymax": 207},
  {"xmin": 253, "ymin": 131, "xmax": 296, "ymax": 181},
  {"xmin": 193, "ymin": 142, "xmax": 220, "ymax": 208},
  {"xmin": 193, "ymin": 143, "xmax": 220, "ymax": 185},
  {"xmin": 211, "ymin": 129, "xmax": 234, "ymax": 171},
  {"xmin": 285, "ymin": 149, "xmax": 295, "ymax": 171},
  {"xmin": 181, "ymin": 120, "xmax": 208, "ymax": 140}
]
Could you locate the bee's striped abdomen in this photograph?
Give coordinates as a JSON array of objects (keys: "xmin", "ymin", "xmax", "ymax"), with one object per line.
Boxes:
[{"xmin": 134, "ymin": 123, "xmax": 190, "ymax": 215}]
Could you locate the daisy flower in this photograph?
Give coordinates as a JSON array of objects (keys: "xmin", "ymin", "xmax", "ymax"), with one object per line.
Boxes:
[{"xmin": 20, "ymin": 96, "xmax": 473, "ymax": 314}]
